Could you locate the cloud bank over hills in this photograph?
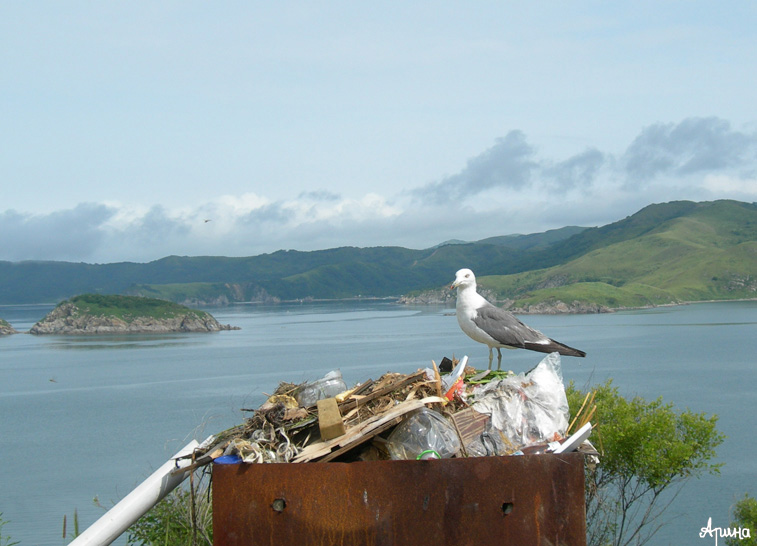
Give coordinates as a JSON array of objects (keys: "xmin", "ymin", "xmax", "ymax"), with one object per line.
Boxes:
[{"xmin": 3, "ymin": 117, "xmax": 756, "ymax": 264}]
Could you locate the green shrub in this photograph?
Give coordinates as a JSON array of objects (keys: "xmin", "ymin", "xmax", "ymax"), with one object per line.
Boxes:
[
  {"xmin": 567, "ymin": 380, "xmax": 725, "ymax": 546},
  {"xmin": 126, "ymin": 478, "xmax": 212, "ymax": 546},
  {"xmin": 725, "ymin": 494, "xmax": 757, "ymax": 546}
]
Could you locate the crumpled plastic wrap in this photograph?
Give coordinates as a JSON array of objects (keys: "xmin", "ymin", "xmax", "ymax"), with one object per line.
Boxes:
[
  {"xmin": 466, "ymin": 352, "xmax": 569, "ymax": 450},
  {"xmin": 386, "ymin": 408, "xmax": 461, "ymax": 460}
]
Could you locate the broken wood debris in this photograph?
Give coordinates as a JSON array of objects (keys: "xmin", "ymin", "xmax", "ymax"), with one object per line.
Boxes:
[{"xmin": 186, "ymin": 353, "xmax": 596, "ymax": 471}]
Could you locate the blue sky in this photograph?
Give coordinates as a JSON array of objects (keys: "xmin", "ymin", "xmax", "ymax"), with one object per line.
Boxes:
[{"xmin": 2, "ymin": 2, "xmax": 756, "ymax": 263}]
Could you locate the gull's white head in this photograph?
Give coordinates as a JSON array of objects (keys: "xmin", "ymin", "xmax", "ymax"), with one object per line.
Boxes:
[{"xmin": 450, "ymin": 268, "xmax": 476, "ymax": 290}]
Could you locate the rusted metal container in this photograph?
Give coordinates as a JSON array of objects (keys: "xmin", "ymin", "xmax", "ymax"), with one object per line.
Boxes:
[{"xmin": 212, "ymin": 452, "xmax": 586, "ymax": 546}]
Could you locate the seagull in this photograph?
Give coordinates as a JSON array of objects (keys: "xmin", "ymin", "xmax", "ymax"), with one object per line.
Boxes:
[{"xmin": 451, "ymin": 268, "xmax": 586, "ymax": 369}]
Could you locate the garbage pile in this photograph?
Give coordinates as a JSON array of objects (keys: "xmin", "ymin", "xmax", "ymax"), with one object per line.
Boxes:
[{"xmin": 187, "ymin": 353, "xmax": 596, "ymax": 469}]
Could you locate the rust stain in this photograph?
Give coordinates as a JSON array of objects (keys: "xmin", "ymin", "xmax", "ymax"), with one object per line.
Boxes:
[{"xmin": 213, "ymin": 453, "xmax": 586, "ymax": 546}]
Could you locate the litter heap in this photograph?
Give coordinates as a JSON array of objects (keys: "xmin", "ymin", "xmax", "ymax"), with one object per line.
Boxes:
[{"xmin": 187, "ymin": 353, "xmax": 597, "ymax": 469}]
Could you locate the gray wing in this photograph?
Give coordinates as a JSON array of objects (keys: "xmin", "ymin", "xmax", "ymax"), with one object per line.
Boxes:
[
  {"xmin": 472, "ymin": 304, "xmax": 539, "ymax": 349},
  {"xmin": 473, "ymin": 304, "xmax": 587, "ymax": 357}
]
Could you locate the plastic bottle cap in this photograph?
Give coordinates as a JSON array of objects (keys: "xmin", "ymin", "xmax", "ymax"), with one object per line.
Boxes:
[{"xmin": 214, "ymin": 454, "xmax": 243, "ymax": 465}]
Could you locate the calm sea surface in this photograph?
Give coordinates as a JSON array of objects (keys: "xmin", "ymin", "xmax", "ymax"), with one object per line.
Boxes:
[{"xmin": 1, "ymin": 300, "xmax": 755, "ymax": 545}]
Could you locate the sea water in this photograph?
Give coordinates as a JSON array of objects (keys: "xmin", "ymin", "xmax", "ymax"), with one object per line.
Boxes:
[{"xmin": 0, "ymin": 300, "xmax": 755, "ymax": 545}]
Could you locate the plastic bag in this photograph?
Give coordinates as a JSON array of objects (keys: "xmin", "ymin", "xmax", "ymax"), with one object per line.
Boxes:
[
  {"xmin": 468, "ymin": 352, "xmax": 569, "ymax": 450},
  {"xmin": 295, "ymin": 370, "xmax": 347, "ymax": 407},
  {"xmin": 386, "ymin": 408, "xmax": 461, "ymax": 460},
  {"xmin": 464, "ymin": 419, "xmax": 512, "ymax": 457}
]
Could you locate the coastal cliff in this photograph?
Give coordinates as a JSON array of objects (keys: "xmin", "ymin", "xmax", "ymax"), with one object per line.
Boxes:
[
  {"xmin": 0, "ymin": 319, "xmax": 17, "ymax": 335},
  {"xmin": 398, "ymin": 289, "xmax": 612, "ymax": 314},
  {"xmin": 29, "ymin": 295, "xmax": 238, "ymax": 335}
]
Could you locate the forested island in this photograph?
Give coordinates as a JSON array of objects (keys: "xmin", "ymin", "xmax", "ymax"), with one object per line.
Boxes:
[{"xmin": 27, "ymin": 294, "xmax": 237, "ymax": 335}]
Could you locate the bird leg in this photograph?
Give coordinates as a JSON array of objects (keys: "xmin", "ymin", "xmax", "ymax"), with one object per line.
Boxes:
[
  {"xmin": 496, "ymin": 348, "xmax": 502, "ymax": 371},
  {"xmin": 487, "ymin": 347, "xmax": 494, "ymax": 370}
]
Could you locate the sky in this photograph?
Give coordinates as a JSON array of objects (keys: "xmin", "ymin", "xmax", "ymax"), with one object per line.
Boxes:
[{"xmin": 2, "ymin": 2, "xmax": 757, "ymax": 264}]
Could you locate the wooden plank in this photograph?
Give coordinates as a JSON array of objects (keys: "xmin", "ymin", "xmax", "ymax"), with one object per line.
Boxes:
[
  {"xmin": 293, "ymin": 396, "xmax": 446, "ymax": 463},
  {"xmin": 319, "ymin": 416, "xmax": 404, "ymax": 462}
]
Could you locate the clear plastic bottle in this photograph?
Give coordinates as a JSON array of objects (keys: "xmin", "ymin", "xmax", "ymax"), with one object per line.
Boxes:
[
  {"xmin": 295, "ymin": 370, "xmax": 347, "ymax": 407},
  {"xmin": 386, "ymin": 408, "xmax": 461, "ymax": 460}
]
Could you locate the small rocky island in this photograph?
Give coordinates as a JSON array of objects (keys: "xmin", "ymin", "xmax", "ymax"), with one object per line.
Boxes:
[
  {"xmin": 30, "ymin": 294, "xmax": 238, "ymax": 335},
  {"xmin": 0, "ymin": 318, "xmax": 17, "ymax": 335}
]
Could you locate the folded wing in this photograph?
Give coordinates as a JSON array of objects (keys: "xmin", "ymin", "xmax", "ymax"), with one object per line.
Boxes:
[{"xmin": 473, "ymin": 304, "xmax": 586, "ymax": 357}]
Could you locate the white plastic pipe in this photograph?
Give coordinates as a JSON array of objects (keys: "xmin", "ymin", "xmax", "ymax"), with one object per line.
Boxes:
[{"xmin": 69, "ymin": 438, "xmax": 203, "ymax": 546}]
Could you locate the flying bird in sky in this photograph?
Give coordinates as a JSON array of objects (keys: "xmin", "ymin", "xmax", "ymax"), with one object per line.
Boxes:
[{"xmin": 451, "ymin": 268, "xmax": 586, "ymax": 369}]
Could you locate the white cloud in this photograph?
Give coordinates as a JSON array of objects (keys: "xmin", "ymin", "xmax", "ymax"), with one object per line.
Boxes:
[
  {"xmin": 2, "ymin": 117, "xmax": 756, "ymax": 264},
  {"xmin": 215, "ymin": 193, "xmax": 271, "ymax": 214},
  {"xmin": 622, "ymin": 118, "xmax": 757, "ymax": 187},
  {"xmin": 701, "ymin": 175, "xmax": 757, "ymax": 196},
  {"xmin": 413, "ymin": 131, "xmax": 538, "ymax": 204},
  {"xmin": 0, "ymin": 204, "xmax": 115, "ymax": 262}
]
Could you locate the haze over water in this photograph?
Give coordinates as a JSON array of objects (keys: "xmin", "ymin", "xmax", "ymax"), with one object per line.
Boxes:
[{"xmin": 1, "ymin": 300, "xmax": 755, "ymax": 545}]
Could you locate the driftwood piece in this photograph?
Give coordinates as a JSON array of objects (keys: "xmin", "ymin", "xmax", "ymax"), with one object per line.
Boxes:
[
  {"xmin": 351, "ymin": 379, "xmax": 374, "ymax": 396},
  {"xmin": 337, "ymin": 370, "xmax": 428, "ymax": 414},
  {"xmin": 292, "ymin": 396, "xmax": 446, "ymax": 463}
]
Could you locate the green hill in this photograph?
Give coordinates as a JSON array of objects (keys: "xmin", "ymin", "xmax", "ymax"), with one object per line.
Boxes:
[
  {"xmin": 478, "ymin": 200, "xmax": 757, "ymax": 309},
  {"xmin": 0, "ymin": 200, "xmax": 754, "ymax": 309},
  {"xmin": 476, "ymin": 226, "xmax": 587, "ymax": 251}
]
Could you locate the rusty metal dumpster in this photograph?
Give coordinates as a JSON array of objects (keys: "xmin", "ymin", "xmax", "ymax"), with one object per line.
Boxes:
[{"xmin": 212, "ymin": 452, "xmax": 586, "ymax": 546}]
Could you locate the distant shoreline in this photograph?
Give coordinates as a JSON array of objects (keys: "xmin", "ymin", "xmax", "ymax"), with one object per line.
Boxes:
[
  {"xmin": 1, "ymin": 297, "xmax": 754, "ymax": 335},
  {"xmin": 220, "ymin": 295, "xmax": 757, "ymax": 314}
]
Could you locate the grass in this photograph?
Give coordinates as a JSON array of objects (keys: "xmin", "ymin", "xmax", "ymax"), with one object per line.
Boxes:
[
  {"xmin": 497, "ymin": 281, "xmax": 679, "ymax": 310},
  {"xmin": 66, "ymin": 294, "xmax": 209, "ymax": 322},
  {"xmin": 0, "ymin": 513, "xmax": 19, "ymax": 546},
  {"xmin": 126, "ymin": 480, "xmax": 212, "ymax": 546},
  {"xmin": 479, "ymin": 205, "xmax": 757, "ymax": 309}
]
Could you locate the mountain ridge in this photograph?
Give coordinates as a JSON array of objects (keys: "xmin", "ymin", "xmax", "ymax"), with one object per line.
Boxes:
[
  {"xmin": 0, "ymin": 200, "xmax": 754, "ymax": 310},
  {"xmin": 473, "ymin": 199, "xmax": 757, "ymax": 310}
]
